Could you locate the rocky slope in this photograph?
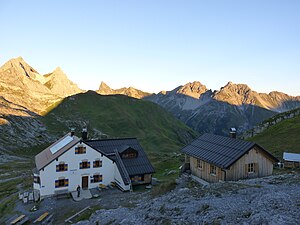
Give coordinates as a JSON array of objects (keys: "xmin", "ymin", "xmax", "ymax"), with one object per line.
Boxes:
[
  {"xmin": 97, "ymin": 81, "xmax": 151, "ymax": 99},
  {"xmin": 145, "ymin": 81, "xmax": 300, "ymax": 135},
  {"xmin": 0, "ymin": 57, "xmax": 82, "ymax": 151},
  {"xmin": 75, "ymin": 173, "xmax": 300, "ymax": 225}
]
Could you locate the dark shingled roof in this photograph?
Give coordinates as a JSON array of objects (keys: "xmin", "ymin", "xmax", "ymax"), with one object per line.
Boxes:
[
  {"xmin": 181, "ymin": 133, "xmax": 278, "ymax": 169},
  {"xmin": 85, "ymin": 138, "xmax": 155, "ymax": 184}
]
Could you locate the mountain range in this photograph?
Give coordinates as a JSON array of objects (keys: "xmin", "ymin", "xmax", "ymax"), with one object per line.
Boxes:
[
  {"xmin": 99, "ymin": 81, "xmax": 300, "ymax": 135},
  {"xmin": 1, "ymin": 56, "xmax": 300, "ymax": 143}
]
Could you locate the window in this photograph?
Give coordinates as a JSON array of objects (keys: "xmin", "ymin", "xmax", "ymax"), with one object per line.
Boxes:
[
  {"xmin": 80, "ymin": 161, "xmax": 90, "ymax": 169},
  {"xmin": 56, "ymin": 162, "xmax": 68, "ymax": 172},
  {"xmin": 33, "ymin": 175, "xmax": 40, "ymax": 184},
  {"xmin": 248, "ymin": 163, "xmax": 255, "ymax": 173},
  {"xmin": 210, "ymin": 165, "xmax": 217, "ymax": 175},
  {"xmin": 91, "ymin": 174, "xmax": 103, "ymax": 183},
  {"xmin": 75, "ymin": 146, "xmax": 86, "ymax": 154},
  {"xmin": 55, "ymin": 178, "xmax": 69, "ymax": 188},
  {"xmin": 93, "ymin": 160, "xmax": 102, "ymax": 168},
  {"xmin": 197, "ymin": 159, "xmax": 203, "ymax": 169}
]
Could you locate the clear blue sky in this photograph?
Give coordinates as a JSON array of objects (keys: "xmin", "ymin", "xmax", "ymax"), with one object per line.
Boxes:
[{"xmin": 0, "ymin": 0, "xmax": 299, "ymax": 95}]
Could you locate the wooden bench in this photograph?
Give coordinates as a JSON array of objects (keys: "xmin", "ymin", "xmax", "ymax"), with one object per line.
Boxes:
[
  {"xmin": 54, "ymin": 189, "xmax": 69, "ymax": 199},
  {"xmin": 10, "ymin": 215, "xmax": 25, "ymax": 224},
  {"xmin": 33, "ymin": 212, "xmax": 49, "ymax": 223}
]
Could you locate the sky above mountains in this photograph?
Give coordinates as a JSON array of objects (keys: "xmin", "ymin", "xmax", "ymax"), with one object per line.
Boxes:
[{"xmin": 0, "ymin": 0, "xmax": 299, "ymax": 95}]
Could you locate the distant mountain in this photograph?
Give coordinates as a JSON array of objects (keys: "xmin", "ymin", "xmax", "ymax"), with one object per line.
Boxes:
[
  {"xmin": 97, "ymin": 82, "xmax": 151, "ymax": 99},
  {"xmin": 0, "ymin": 57, "xmax": 82, "ymax": 114},
  {"xmin": 145, "ymin": 81, "xmax": 300, "ymax": 135}
]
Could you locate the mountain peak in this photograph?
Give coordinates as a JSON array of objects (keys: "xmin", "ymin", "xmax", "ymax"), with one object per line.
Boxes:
[
  {"xmin": 0, "ymin": 56, "xmax": 39, "ymax": 76},
  {"xmin": 99, "ymin": 81, "xmax": 112, "ymax": 92},
  {"xmin": 177, "ymin": 81, "xmax": 208, "ymax": 99}
]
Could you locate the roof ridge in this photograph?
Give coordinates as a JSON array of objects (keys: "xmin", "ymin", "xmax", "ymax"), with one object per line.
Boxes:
[{"xmin": 85, "ymin": 137, "xmax": 137, "ymax": 142}]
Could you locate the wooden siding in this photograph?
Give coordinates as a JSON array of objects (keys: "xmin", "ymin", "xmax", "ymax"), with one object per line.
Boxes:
[
  {"xmin": 225, "ymin": 147, "xmax": 274, "ymax": 181},
  {"xmin": 190, "ymin": 157, "xmax": 224, "ymax": 182}
]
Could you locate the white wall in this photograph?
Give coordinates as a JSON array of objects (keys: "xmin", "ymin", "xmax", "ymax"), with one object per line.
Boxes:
[
  {"xmin": 114, "ymin": 166, "xmax": 131, "ymax": 191},
  {"xmin": 37, "ymin": 143, "xmax": 118, "ymax": 197}
]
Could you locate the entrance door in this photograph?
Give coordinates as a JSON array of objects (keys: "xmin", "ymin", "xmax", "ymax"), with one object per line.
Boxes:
[{"xmin": 82, "ymin": 176, "xmax": 88, "ymax": 189}]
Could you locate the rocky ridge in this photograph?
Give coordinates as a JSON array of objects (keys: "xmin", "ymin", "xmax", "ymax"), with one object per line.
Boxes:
[
  {"xmin": 97, "ymin": 81, "xmax": 151, "ymax": 99},
  {"xmin": 145, "ymin": 81, "xmax": 300, "ymax": 135}
]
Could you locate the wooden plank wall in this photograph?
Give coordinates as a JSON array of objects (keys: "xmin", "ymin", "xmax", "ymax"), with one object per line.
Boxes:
[
  {"xmin": 226, "ymin": 147, "xmax": 274, "ymax": 181},
  {"xmin": 190, "ymin": 157, "xmax": 224, "ymax": 182}
]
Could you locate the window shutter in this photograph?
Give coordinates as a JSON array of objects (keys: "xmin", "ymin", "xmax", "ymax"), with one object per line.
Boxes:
[
  {"xmin": 100, "ymin": 175, "xmax": 103, "ymax": 182},
  {"xmin": 55, "ymin": 180, "xmax": 59, "ymax": 188},
  {"xmin": 87, "ymin": 162, "xmax": 90, "ymax": 168},
  {"xmin": 75, "ymin": 147, "xmax": 78, "ymax": 154},
  {"xmin": 65, "ymin": 179, "xmax": 69, "ymax": 187},
  {"xmin": 254, "ymin": 163, "xmax": 259, "ymax": 174},
  {"xmin": 65, "ymin": 164, "xmax": 68, "ymax": 171},
  {"xmin": 100, "ymin": 161, "xmax": 102, "ymax": 167},
  {"xmin": 56, "ymin": 165, "xmax": 59, "ymax": 172},
  {"xmin": 80, "ymin": 162, "xmax": 82, "ymax": 169},
  {"xmin": 93, "ymin": 161, "xmax": 96, "ymax": 167}
]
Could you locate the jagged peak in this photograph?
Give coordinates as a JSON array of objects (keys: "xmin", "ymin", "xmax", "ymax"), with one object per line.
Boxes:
[{"xmin": 98, "ymin": 81, "xmax": 112, "ymax": 91}]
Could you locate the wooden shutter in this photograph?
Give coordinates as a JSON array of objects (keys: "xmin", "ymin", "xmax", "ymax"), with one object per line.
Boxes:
[
  {"xmin": 64, "ymin": 164, "xmax": 68, "ymax": 171},
  {"xmin": 55, "ymin": 180, "xmax": 59, "ymax": 188},
  {"xmin": 79, "ymin": 162, "xmax": 82, "ymax": 169},
  {"xmin": 93, "ymin": 161, "xmax": 96, "ymax": 167},
  {"xmin": 56, "ymin": 165, "xmax": 59, "ymax": 172},
  {"xmin": 75, "ymin": 147, "xmax": 78, "ymax": 154},
  {"xmin": 87, "ymin": 162, "xmax": 90, "ymax": 168},
  {"xmin": 65, "ymin": 179, "xmax": 69, "ymax": 187},
  {"xmin": 254, "ymin": 163, "xmax": 259, "ymax": 176},
  {"xmin": 100, "ymin": 160, "xmax": 102, "ymax": 167},
  {"xmin": 100, "ymin": 175, "xmax": 103, "ymax": 182}
]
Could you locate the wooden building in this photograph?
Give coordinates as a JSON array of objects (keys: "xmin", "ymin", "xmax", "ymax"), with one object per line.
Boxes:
[
  {"xmin": 181, "ymin": 133, "xmax": 278, "ymax": 182},
  {"xmin": 283, "ymin": 152, "xmax": 300, "ymax": 168}
]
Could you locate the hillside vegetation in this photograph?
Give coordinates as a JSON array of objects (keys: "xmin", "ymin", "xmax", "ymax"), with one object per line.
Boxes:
[
  {"xmin": 42, "ymin": 91, "xmax": 198, "ymax": 179},
  {"xmin": 248, "ymin": 113, "xmax": 300, "ymax": 159}
]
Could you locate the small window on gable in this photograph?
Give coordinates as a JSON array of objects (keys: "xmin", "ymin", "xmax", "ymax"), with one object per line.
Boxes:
[
  {"xmin": 93, "ymin": 159, "xmax": 102, "ymax": 168},
  {"xmin": 248, "ymin": 163, "xmax": 255, "ymax": 173},
  {"xmin": 75, "ymin": 146, "xmax": 86, "ymax": 154},
  {"xmin": 210, "ymin": 165, "xmax": 217, "ymax": 175}
]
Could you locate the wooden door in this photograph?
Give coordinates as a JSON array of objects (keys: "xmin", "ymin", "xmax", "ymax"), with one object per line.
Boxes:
[{"xmin": 82, "ymin": 176, "xmax": 88, "ymax": 189}]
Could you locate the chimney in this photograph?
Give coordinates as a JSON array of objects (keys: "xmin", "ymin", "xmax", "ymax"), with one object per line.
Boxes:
[
  {"xmin": 70, "ymin": 128, "xmax": 75, "ymax": 137},
  {"xmin": 229, "ymin": 128, "xmax": 237, "ymax": 139},
  {"xmin": 82, "ymin": 128, "xmax": 88, "ymax": 141}
]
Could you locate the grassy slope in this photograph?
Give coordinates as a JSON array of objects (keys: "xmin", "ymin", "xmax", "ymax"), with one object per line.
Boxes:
[
  {"xmin": 42, "ymin": 91, "xmax": 198, "ymax": 179},
  {"xmin": 248, "ymin": 114, "xmax": 300, "ymax": 159}
]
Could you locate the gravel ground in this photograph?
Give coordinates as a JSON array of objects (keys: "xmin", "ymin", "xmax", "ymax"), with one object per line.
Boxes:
[{"xmin": 75, "ymin": 173, "xmax": 300, "ymax": 225}]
